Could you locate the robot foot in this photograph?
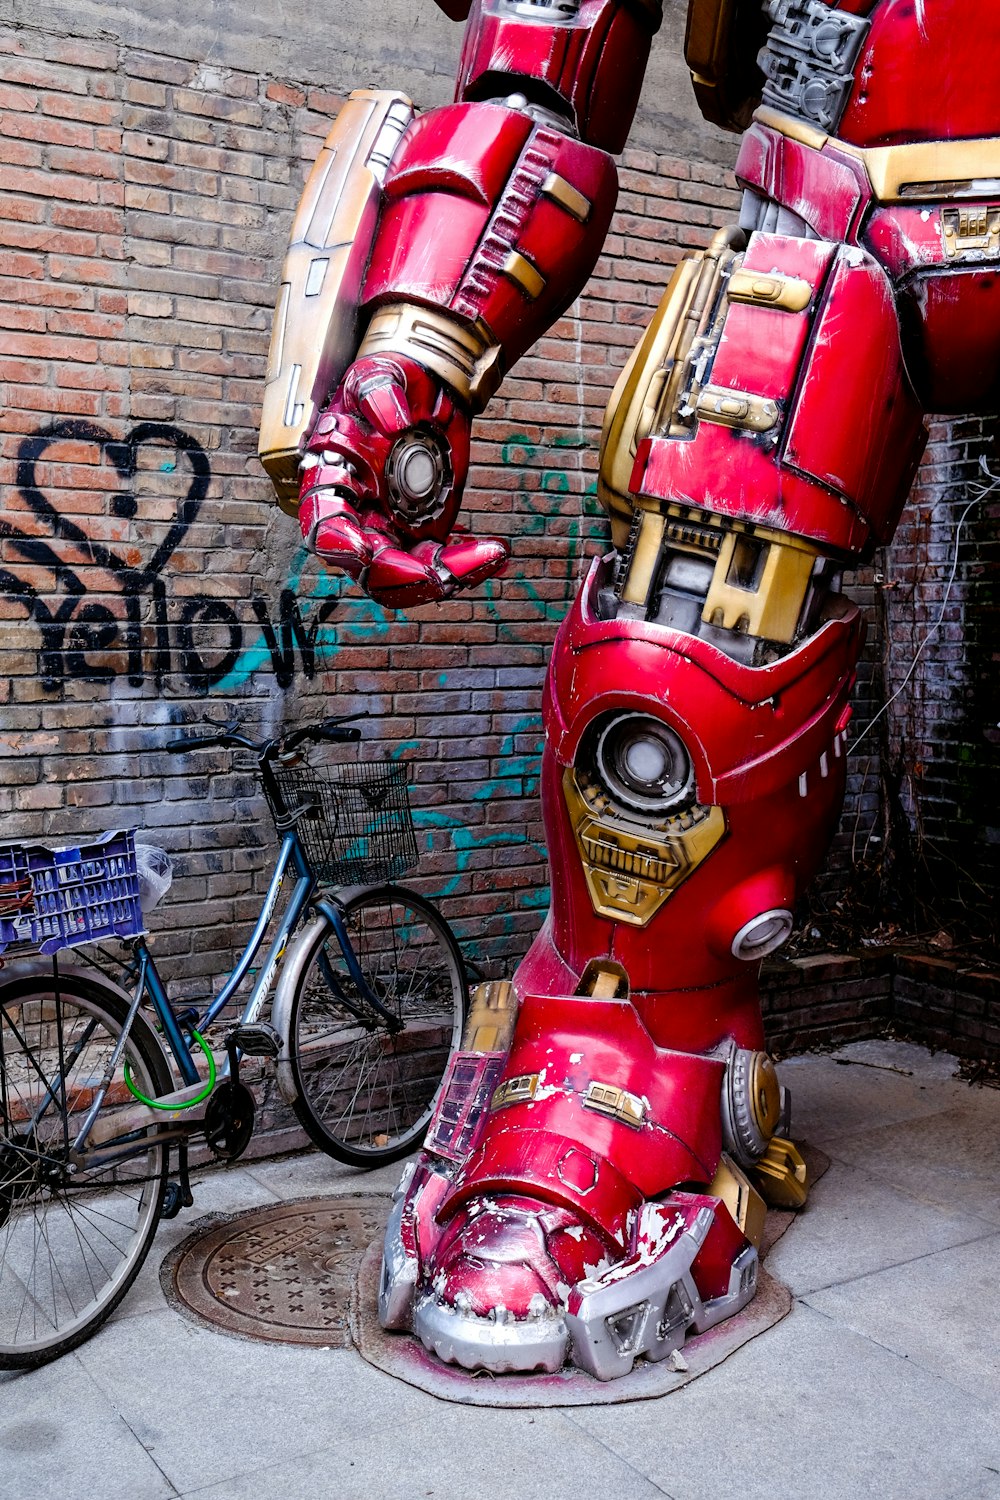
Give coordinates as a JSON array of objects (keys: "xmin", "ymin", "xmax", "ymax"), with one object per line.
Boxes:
[{"xmin": 379, "ymin": 1165, "xmax": 759, "ymax": 1381}]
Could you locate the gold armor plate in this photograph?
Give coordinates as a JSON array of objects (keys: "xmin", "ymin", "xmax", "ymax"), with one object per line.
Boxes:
[
  {"xmin": 685, "ymin": 0, "xmax": 770, "ymax": 134},
  {"xmin": 258, "ymin": 89, "xmax": 414, "ymax": 513},
  {"xmin": 563, "ymin": 766, "xmax": 726, "ymax": 927},
  {"xmin": 755, "ymin": 106, "xmax": 1000, "ymax": 205}
]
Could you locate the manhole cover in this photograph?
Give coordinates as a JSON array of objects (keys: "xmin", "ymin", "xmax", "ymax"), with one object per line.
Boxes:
[{"xmin": 161, "ymin": 1194, "xmax": 391, "ymax": 1347}]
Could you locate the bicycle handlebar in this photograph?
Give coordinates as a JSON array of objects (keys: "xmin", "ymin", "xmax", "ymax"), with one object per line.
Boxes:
[
  {"xmin": 165, "ymin": 732, "xmax": 255, "ymax": 754},
  {"xmin": 165, "ymin": 713, "xmax": 368, "ymax": 759},
  {"xmin": 280, "ymin": 718, "xmax": 364, "ymax": 753}
]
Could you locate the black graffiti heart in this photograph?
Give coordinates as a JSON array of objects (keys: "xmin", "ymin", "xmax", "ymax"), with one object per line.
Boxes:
[
  {"xmin": 12, "ymin": 418, "xmax": 209, "ymax": 582},
  {"xmin": 0, "ymin": 418, "xmax": 340, "ymax": 694},
  {"xmin": 1, "ymin": 419, "xmax": 211, "ymax": 689}
]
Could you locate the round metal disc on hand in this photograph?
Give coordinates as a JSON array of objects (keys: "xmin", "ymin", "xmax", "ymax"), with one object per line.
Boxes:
[{"xmin": 161, "ymin": 1194, "xmax": 391, "ymax": 1348}]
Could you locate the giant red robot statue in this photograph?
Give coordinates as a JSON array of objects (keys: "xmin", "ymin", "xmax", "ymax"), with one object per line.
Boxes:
[{"xmin": 259, "ymin": 0, "xmax": 1000, "ymax": 1379}]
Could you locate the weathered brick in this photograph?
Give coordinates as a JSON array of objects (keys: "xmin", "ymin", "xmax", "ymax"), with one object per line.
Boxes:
[{"xmin": 0, "ymin": 24, "xmax": 992, "ymax": 1078}]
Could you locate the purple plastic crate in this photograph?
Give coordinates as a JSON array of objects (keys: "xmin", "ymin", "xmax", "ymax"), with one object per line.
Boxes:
[{"xmin": 0, "ymin": 830, "xmax": 145, "ymax": 957}]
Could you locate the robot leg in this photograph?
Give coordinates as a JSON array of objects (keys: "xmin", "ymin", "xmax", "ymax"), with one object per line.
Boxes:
[{"xmin": 379, "ymin": 226, "xmax": 927, "ymax": 1378}]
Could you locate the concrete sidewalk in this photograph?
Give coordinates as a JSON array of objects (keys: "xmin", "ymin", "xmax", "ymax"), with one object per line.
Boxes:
[{"xmin": 2, "ymin": 1039, "xmax": 999, "ymax": 1500}]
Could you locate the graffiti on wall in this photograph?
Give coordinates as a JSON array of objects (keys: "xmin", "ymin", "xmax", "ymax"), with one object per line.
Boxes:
[
  {"xmin": 0, "ymin": 419, "xmax": 347, "ymax": 694},
  {"xmin": 0, "ymin": 419, "xmax": 602, "ymax": 959},
  {"xmin": 0, "ymin": 420, "xmax": 603, "ymax": 695}
]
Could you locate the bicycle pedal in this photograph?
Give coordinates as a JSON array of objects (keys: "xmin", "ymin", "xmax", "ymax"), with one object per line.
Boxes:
[
  {"xmin": 226, "ymin": 1022, "xmax": 282, "ymax": 1059},
  {"xmin": 161, "ymin": 1182, "xmax": 190, "ymax": 1220}
]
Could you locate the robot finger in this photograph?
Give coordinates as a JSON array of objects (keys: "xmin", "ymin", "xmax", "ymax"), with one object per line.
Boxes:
[
  {"xmin": 299, "ymin": 488, "xmax": 374, "ymax": 578},
  {"xmin": 365, "ymin": 538, "xmax": 448, "ymax": 610},
  {"xmin": 437, "ymin": 534, "xmax": 509, "ymax": 591}
]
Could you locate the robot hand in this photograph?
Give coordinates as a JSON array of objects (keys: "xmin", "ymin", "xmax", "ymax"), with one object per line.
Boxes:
[{"xmin": 298, "ymin": 354, "xmax": 509, "ymax": 610}]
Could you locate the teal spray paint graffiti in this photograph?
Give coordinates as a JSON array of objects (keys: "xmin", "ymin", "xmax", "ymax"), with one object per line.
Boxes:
[{"xmin": 5, "ymin": 419, "xmax": 599, "ymax": 963}]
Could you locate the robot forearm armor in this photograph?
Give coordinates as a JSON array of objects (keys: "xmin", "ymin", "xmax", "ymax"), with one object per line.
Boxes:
[
  {"xmin": 452, "ymin": 0, "xmax": 662, "ymax": 155},
  {"xmin": 357, "ymin": 0, "xmax": 665, "ymax": 410},
  {"xmin": 360, "ymin": 100, "xmax": 619, "ymax": 405}
]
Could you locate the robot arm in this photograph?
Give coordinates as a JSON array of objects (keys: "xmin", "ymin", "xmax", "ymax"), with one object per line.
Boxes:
[
  {"xmin": 684, "ymin": 0, "xmax": 769, "ymax": 132},
  {"xmin": 261, "ymin": 1, "xmax": 662, "ymax": 608}
]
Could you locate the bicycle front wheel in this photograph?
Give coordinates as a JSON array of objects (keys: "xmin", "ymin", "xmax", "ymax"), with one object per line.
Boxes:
[
  {"xmin": 0, "ymin": 968, "xmax": 170, "ymax": 1369},
  {"xmin": 286, "ymin": 886, "xmax": 466, "ymax": 1167}
]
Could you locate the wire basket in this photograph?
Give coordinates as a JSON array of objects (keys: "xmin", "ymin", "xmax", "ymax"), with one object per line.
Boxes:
[
  {"xmin": 266, "ymin": 760, "xmax": 419, "ymax": 886},
  {"xmin": 0, "ymin": 830, "xmax": 145, "ymax": 957}
]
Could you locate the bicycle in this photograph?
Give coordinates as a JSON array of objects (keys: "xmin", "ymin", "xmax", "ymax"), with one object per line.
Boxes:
[{"xmin": 0, "ymin": 716, "xmax": 467, "ymax": 1369}]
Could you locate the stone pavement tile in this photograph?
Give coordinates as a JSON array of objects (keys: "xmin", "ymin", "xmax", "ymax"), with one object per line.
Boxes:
[
  {"xmin": 66, "ymin": 1150, "xmax": 403, "ymax": 1339},
  {"xmin": 73, "ymin": 1301, "xmax": 630, "ymax": 1496},
  {"xmin": 567, "ymin": 1303, "xmax": 1000, "ymax": 1500},
  {"xmin": 178, "ymin": 1405, "xmax": 668, "ymax": 1500},
  {"xmin": 805, "ymin": 1231, "xmax": 1000, "ymax": 1401},
  {"xmin": 70, "ymin": 1306, "xmax": 395, "ymax": 1494},
  {"xmin": 765, "ymin": 1157, "xmax": 991, "ymax": 1295},
  {"xmin": 0, "ymin": 1354, "xmax": 175, "ymax": 1500},
  {"xmin": 831, "ymin": 1039, "xmax": 963, "ymax": 1083},
  {"xmin": 826, "ymin": 1101, "xmax": 1000, "ymax": 1227},
  {"xmin": 779, "ymin": 1041, "xmax": 967, "ymax": 1148},
  {"xmin": 244, "ymin": 1145, "xmax": 409, "ymax": 1201}
]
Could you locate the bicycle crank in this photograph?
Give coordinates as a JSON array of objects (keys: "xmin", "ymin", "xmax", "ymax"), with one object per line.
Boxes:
[{"xmin": 203, "ymin": 1082, "xmax": 256, "ymax": 1161}]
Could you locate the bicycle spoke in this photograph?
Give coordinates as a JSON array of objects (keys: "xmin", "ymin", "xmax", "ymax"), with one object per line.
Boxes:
[
  {"xmin": 0, "ymin": 981, "xmax": 167, "ymax": 1366},
  {"xmin": 289, "ymin": 889, "xmax": 465, "ymax": 1164}
]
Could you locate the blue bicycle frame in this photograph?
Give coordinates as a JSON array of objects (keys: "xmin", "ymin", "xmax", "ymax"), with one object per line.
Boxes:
[
  {"xmin": 141, "ymin": 831, "xmax": 316, "ymax": 1088},
  {"xmin": 132, "ymin": 829, "xmax": 393, "ymax": 1093},
  {"xmin": 28, "ymin": 716, "xmax": 403, "ymax": 1166}
]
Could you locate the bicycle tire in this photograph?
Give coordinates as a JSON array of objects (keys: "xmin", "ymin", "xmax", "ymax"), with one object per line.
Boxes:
[
  {"xmin": 285, "ymin": 885, "xmax": 466, "ymax": 1167},
  {"xmin": 0, "ymin": 967, "xmax": 171, "ymax": 1369}
]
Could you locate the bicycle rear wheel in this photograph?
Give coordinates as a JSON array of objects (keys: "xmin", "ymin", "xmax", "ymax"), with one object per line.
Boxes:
[
  {"xmin": 0, "ymin": 967, "xmax": 170, "ymax": 1369},
  {"xmin": 285, "ymin": 886, "xmax": 466, "ymax": 1167}
]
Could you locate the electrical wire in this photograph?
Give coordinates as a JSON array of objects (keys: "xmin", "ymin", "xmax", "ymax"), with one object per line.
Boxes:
[{"xmin": 849, "ymin": 461, "xmax": 994, "ymax": 755}]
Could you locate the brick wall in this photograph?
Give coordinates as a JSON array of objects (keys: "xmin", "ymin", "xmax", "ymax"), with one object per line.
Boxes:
[
  {"xmin": 803, "ymin": 415, "xmax": 1000, "ymax": 955},
  {"xmin": 876, "ymin": 418, "xmax": 1000, "ymax": 947},
  {"xmin": 0, "ymin": 24, "xmax": 744, "ymax": 1000},
  {"xmin": 762, "ymin": 950, "xmax": 1000, "ymax": 1063},
  {"xmin": 1, "ymin": 16, "xmax": 996, "ymax": 1019}
]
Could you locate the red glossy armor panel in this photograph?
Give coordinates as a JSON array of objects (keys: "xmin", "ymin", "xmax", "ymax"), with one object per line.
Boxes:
[
  {"xmin": 547, "ymin": 575, "xmax": 862, "ymax": 805},
  {"xmin": 839, "ymin": 0, "xmax": 1000, "ymax": 147},
  {"xmin": 637, "ymin": 426, "xmax": 870, "ymax": 553},
  {"xmin": 515, "ymin": 914, "xmax": 769, "ymax": 1053},
  {"xmin": 864, "ymin": 206, "xmax": 1000, "ymax": 411},
  {"xmin": 689, "ymin": 1196, "xmax": 750, "ymax": 1300},
  {"xmin": 367, "ymin": 191, "xmax": 491, "ymax": 307},
  {"xmin": 864, "ymin": 203, "xmax": 960, "ymax": 280},
  {"xmin": 525, "ymin": 563, "xmax": 859, "ymax": 1020},
  {"xmin": 383, "ymin": 104, "xmax": 532, "ymax": 205},
  {"xmin": 455, "ymin": 0, "xmax": 658, "ymax": 153},
  {"xmin": 900, "ymin": 268, "xmax": 1000, "ymax": 413},
  {"xmin": 363, "ymin": 104, "xmax": 528, "ymax": 308},
  {"xmin": 531, "ymin": 736, "xmax": 843, "ymax": 1039},
  {"xmin": 441, "ymin": 993, "xmax": 726, "ymax": 1227},
  {"xmin": 633, "ymin": 233, "xmax": 925, "ymax": 554},
  {"xmin": 782, "ymin": 249, "xmax": 924, "ymax": 541},
  {"xmin": 363, "ymin": 102, "xmax": 617, "ymax": 366},
  {"xmin": 736, "ymin": 123, "xmax": 870, "ymax": 243},
  {"xmin": 446, "ymin": 1128, "xmax": 642, "ymax": 1245}
]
